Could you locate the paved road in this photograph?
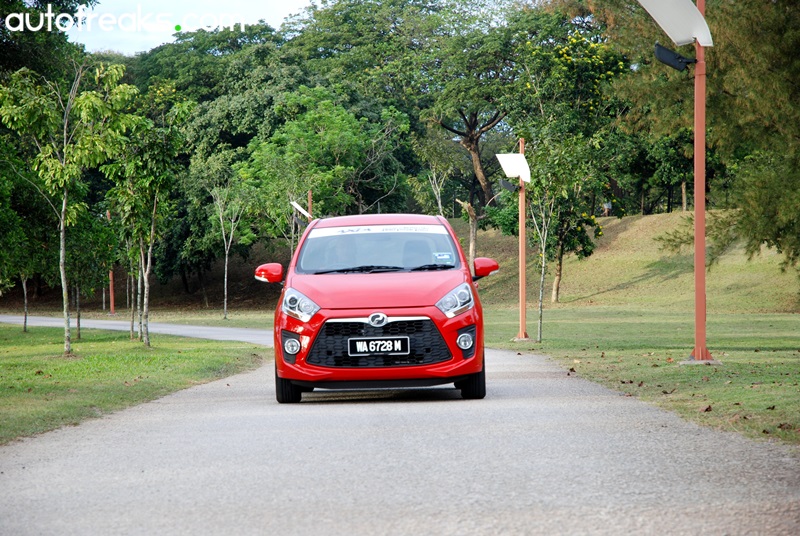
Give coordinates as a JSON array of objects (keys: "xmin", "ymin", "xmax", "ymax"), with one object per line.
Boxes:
[
  {"xmin": 0, "ymin": 322, "xmax": 798, "ymax": 535},
  {"xmin": 0, "ymin": 315, "xmax": 273, "ymax": 346}
]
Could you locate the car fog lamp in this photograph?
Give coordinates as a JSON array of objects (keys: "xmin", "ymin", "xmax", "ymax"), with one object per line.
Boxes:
[
  {"xmin": 284, "ymin": 338, "xmax": 302, "ymax": 355},
  {"xmin": 456, "ymin": 332, "xmax": 474, "ymax": 350}
]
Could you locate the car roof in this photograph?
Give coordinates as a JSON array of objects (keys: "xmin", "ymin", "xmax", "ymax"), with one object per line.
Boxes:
[{"xmin": 312, "ymin": 213, "xmax": 446, "ymax": 228}]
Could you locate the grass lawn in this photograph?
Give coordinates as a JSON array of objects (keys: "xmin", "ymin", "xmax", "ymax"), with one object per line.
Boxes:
[
  {"xmin": 0, "ymin": 324, "xmax": 270, "ymax": 445},
  {"xmin": 485, "ymin": 306, "xmax": 800, "ymax": 446}
]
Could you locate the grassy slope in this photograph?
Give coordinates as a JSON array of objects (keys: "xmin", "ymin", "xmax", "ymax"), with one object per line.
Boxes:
[{"xmin": 468, "ymin": 212, "xmax": 799, "ymax": 313}]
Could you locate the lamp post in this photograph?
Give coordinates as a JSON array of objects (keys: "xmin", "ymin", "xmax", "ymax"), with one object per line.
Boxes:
[
  {"xmin": 496, "ymin": 140, "xmax": 531, "ymax": 341},
  {"xmin": 636, "ymin": 0, "xmax": 717, "ymax": 362}
]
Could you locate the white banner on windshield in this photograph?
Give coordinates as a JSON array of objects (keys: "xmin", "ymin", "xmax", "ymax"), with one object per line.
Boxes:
[{"xmin": 309, "ymin": 225, "xmax": 448, "ymax": 238}]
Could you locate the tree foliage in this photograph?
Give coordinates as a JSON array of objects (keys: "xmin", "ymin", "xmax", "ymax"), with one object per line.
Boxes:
[{"xmin": 0, "ymin": 61, "xmax": 138, "ymax": 353}]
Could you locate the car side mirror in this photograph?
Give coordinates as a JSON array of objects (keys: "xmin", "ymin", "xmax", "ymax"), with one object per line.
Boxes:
[
  {"xmin": 255, "ymin": 263, "xmax": 284, "ymax": 283},
  {"xmin": 473, "ymin": 257, "xmax": 499, "ymax": 281}
]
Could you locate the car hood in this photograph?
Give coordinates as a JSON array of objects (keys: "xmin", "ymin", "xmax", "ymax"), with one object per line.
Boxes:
[{"xmin": 287, "ymin": 270, "xmax": 467, "ymax": 309}]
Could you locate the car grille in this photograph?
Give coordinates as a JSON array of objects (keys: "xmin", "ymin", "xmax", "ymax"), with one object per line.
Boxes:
[{"xmin": 306, "ymin": 319, "xmax": 452, "ymax": 368}]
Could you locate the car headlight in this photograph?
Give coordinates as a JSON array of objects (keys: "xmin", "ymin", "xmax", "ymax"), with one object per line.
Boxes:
[
  {"xmin": 282, "ymin": 288, "xmax": 320, "ymax": 322},
  {"xmin": 436, "ymin": 283, "xmax": 474, "ymax": 318}
]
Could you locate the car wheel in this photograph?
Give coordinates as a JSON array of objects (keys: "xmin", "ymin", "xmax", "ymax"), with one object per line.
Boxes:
[
  {"xmin": 275, "ymin": 366, "xmax": 302, "ymax": 403},
  {"xmin": 458, "ymin": 361, "xmax": 486, "ymax": 400}
]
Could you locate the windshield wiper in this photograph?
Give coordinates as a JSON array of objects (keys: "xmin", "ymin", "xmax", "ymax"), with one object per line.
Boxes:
[
  {"xmin": 409, "ymin": 264, "xmax": 455, "ymax": 272},
  {"xmin": 313, "ymin": 265, "xmax": 404, "ymax": 275}
]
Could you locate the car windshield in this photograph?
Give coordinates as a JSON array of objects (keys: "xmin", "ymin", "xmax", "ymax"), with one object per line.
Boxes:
[{"xmin": 295, "ymin": 224, "xmax": 461, "ymax": 275}]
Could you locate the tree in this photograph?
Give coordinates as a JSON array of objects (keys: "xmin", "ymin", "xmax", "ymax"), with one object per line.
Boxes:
[
  {"xmin": 658, "ymin": 153, "xmax": 800, "ymax": 277},
  {"xmin": 410, "ymin": 129, "xmax": 467, "ymax": 216},
  {"xmin": 206, "ymin": 155, "xmax": 256, "ymax": 320},
  {"xmin": 420, "ymin": 10, "xmax": 517, "ymax": 207},
  {"xmin": 133, "ymin": 24, "xmax": 280, "ymax": 104},
  {"xmin": 65, "ymin": 209, "xmax": 116, "ymax": 338},
  {"xmin": 566, "ymin": 0, "xmax": 799, "ymax": 256},
  {"xmin": 104, "ymin": 96, "xmax": 189, "ymax": 347},
  {"xmin": 0, "ymin": 1, "xmax": 94, "ymax": 78},
  {"xmin": 240, "ymin": 86, "xmax": 409, "ymax": 243},
  {"xmin": 0, "ymin": 62, "xmax": 138, "ymax": 354},
  {"xmin": 0, "ymin": 157, "xmax": 23, "ymax": 296}
]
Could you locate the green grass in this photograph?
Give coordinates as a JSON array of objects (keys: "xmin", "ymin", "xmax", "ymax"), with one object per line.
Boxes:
[
  {"xmin": 484, "ymin": 306, "xmax": 800, "ymax": 445},
  {"xmin": 0, "ymin": 324, "xmax": 269, "ymax": 445},
  {"xmin": 74, "ymin": 309, "xmax": 273, "ymax": 329}
]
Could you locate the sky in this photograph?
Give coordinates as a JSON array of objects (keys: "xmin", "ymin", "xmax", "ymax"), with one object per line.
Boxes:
[{"xmin": 63, "ymin": 1, "xmax": 315, "ymax": 55}]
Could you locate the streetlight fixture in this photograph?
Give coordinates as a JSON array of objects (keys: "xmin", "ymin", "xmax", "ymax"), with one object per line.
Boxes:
[
  {"xmin": 496, "ymin": 140, "xmax": 531, "ymax": 340},
  {"xmin": 636, "ymin": 0, "xmax": 718, "ymax": 363}
]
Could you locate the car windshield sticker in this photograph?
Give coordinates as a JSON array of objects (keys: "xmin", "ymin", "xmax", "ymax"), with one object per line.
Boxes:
[
  {"xmin": 309, "ymin": 225, "xmax": 448, "ymax": 238},
  {"xmin": 433, "ymin": 252, "xmax": 454, "ymax": 264}
]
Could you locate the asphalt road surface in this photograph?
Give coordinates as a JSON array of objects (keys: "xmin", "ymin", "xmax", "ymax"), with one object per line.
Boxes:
[{"xmin": 0, "ymin": 319, "xmax": 798, "ymax": 535}]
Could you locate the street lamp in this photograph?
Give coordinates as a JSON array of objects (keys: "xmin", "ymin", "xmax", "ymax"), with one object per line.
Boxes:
[
  {"xmin": 496, "ymin": 140, "xmax": 531, "ymax": 341},
  {"xmin": 636, "ymin": 0, "xmax": 718, "ymax": 363}
]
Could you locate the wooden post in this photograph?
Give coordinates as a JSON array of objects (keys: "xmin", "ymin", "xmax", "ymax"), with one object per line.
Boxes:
[{"xmin": 690, "ymin": 0, "xmax": 712, "ymax": 361}]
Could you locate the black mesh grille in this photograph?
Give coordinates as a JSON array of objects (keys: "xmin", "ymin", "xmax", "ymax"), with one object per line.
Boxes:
[{"xmin": 306, "ymin": 319, "xmax": 452, "ymax": 368}]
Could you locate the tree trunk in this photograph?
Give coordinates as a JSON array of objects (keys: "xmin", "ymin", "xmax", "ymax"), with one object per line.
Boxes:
[
  {"xmin": 59, "ymin": 186, "xmax": 71, "ymax": 355},
  {"xmin": 198, "ymin": 269, "xmax": 209, "ymax": 308},
  {"xmin": 74, "ymin": 284, "xmax": 81, "ymax": 340},
  {"xmin": 22, "ymin": 277, "xmax": 28, "ymax": 333},
  {"xmin": 140, "ymin": 243, "xmax": 150, "ymax": 347},
  {"xmin": 456, "ymin": 200, "xmax": 478, "ymax": 272},
  {"xmin": 223, "ymin": 249, "xmax": 229, "ymax": 320},
  {"xmin": 129, "ymin": 273, "xmax": 135, "ymax": 340},
  {"xmin": 137, "ymin": 263, "xmax": 143, "ymax": 341},
  {"xmin": 667, "ymin": 183, "xmax": 673, "ymax": 213},
  {"xmin": 551, "ymin": 243, "xmax": 565, "ymax": 304},
  {"xmin": 537, "ymin": 252, "xmax": 546, "ymax": 343},
  {"xmin": 682, "ymin": 181, "xmax": 688, "ymax": 211},
  {"xmin": 640, "ymin": 188, "xmax": 645, "ymax": 215},
  {"xmin": 141, "ymin": 195, "xmax": 158, "ymax": 348},
  {"xmin": 463, "ymin": 140, "xmax": 493, "ymax": 206},
  {"xmin": 180, "ymin": 267, "xmax": 190, "ymax": 294}
]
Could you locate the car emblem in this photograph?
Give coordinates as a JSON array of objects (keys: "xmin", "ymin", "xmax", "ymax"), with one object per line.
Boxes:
[{"xmin": 368, "ymin": 312, "xmax": 388, "ymax": 327}]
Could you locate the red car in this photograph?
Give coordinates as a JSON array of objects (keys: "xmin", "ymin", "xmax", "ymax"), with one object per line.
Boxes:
[{"xmin": 255, "ymin": 213, "xmax": 499, "ymax": 403}]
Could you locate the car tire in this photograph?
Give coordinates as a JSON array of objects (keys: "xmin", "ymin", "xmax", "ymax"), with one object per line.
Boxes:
[
  {"xmin": 275, "ymin": 365, "xmax": 302, "ymax": 403},
  {"xmin": 458, "ymin": 361, "xmax": 486, "ymax": 400}
]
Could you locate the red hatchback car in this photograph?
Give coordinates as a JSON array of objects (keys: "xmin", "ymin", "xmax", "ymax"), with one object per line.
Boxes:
[{"xmin": 255, "ymin": 213, "xmax": 499, "ymax": 403}]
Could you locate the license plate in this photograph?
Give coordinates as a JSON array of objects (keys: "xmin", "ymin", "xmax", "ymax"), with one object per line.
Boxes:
[{"xmin": 348, "ymin": 337, "xmax": 410, "ymax": 356}]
